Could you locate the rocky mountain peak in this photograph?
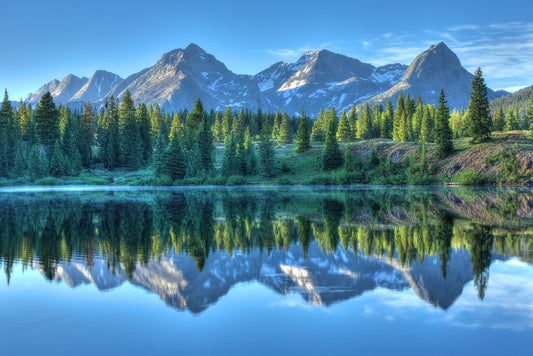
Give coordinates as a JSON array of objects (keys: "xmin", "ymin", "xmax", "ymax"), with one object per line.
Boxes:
[{"xmin": 403, "ymin": 41, "xmax": 462, "ymax": 84}]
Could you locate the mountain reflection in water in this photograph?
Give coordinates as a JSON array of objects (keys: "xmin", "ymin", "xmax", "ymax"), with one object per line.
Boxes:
[{"xmin": 0, "ymin": 187, "xmax": 532, "ymax": 313}]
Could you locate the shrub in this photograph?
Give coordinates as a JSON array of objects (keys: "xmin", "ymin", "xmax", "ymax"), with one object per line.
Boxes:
[
  {"xmin": 35, "ymin": 176, "xmax": 64, "ymax": 185},
  {"xmin": 155, "ymin": 175, "xmax": 173, "ymax": 186},
  {"xmin": 452, "ymin": 169, "xmax": 487, "ymax": 185},
  {"xmin": 227, "ymin": 175, "xmax": 247, "ymax": 186}
]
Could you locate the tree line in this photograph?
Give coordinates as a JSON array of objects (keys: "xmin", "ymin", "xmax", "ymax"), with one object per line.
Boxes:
[{"xmin": 0, "ymin": 68, "xmax": 529, "ymax": 182}]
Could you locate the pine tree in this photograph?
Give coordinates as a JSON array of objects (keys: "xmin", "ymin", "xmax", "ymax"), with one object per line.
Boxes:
[
  {"xmin": 420, "ymin": 106, "xmax": 433, "ymax": 143},
  {"xmin": 412, "ymin": 96, "xmax": 424, "ymax": 141},
  {"xmin": 136, "ymin": 103, "xmax": 152, "ymax": 165},
  {"xmin": 19, "ymin": 102, "xmax": 35, "ymax": 143},
  {"xmin": 493, "ymin": 104, "xmax": 505, "ymax": 132},
  {"xmin": 79, "ymin": 101, "xmax": 95, "ymax": 167},
  {"xmin": 393, "ymin": 93, "xmax": 405, "ymax": 141},
  {"xmin": 169, "ymin": 113, "xmax": 184, "ymax": 142},
  {"xmin": 197, "ymin": 114, "xmax": 214, "ymax": 173},
  {"xmin": 349, "ymin": 104, "xmax": 358, "ymax": 141},
  {"xmin": 0, "ymin": 90, "xmax": 13, "ymax": 175},
  {"xmin": 232, "ymin": 110, "xmax": 245, "ymax": 143},
  {"xmin": 434, "ymin": 89, "xmax": 453, "ymax": 157},
  {"xmin": 357, "ymin": 103, "xmax": 371, "ymax": 139},
  {"xmin": 504, "ymin": 106, "xmax": 519, "ymax": 131},
  {"xmin": 185, "ymin": 98, "xmax": 205, "ymax": 150},
  {"xmin": 165, "ymin": 134, "xmax": 186, "ymax": 180},
  {"xmin": 50, "ymin": 141, "xmax": 65, "ymax": 177},
  {"xmin": 35, "ymin": 92, "xmax": 60, "ymax": 149},
  {"xmin": 259, "ymin": 117, "xmax": 275, "ymax": 178},
  {"xmin": 322, "ymin": 116, "xmax": 343, "ymax": 171},
  {"xmin": 278, "ymin": 111, "xmax": 292, "ymax": 144},
  {"xmin": 336, "ymin": 109, "xmax": 352, "ymax": 142},
  {"xmin": 244, "ymin": 126, "xmax": 256, "ymax": 174},
  {"xmin": 212, "ymin": 112, "xmax": 224, "ymax": 143},
  {"xmin": 310, "ymin": 109, "xmax": 325, "ymax": 142},
  {"xmin": 119, "ymin": 90, "xmax": 141, "ymax": 169},
  {"xmin": 526, "ymin": 93, "xmax": 533, "ymax": 133},
  {"xmin": 296, "ymin": 111, "xmax": 311, "ymax": 154},
  {"xmin": 381, "ymin": 99, "xmax": 394, "ymax": 139},
  {"xmin": 152, "ymin": 133, "xmax": 167, "ymax": 176},
  {"xmin": 467, "ymin": 68, "xmax": 492, "ymax": 142},
  {"xmin": 271, "ymin": 111, "xmax": 281, "ymax": 141},
  {"xmin": 222, "ymin": 132, "xmax": 238, "ymax": 176},
  {"xmin": 222, "ymin": 106, "xmax": 233, "ymax": 139},
  {"xmin": 99, "ymin": 96, "xmax": 120, "ymax": 170}
]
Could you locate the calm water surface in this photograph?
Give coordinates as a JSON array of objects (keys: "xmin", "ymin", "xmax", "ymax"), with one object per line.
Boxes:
[{"xmin": 0, "ymin": 187, "xmax": 532, "ymax": 355}]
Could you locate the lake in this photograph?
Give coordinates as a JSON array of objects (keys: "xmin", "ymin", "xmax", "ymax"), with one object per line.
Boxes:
[{"xmin": 0, "ymin": 186, "xmax": 532, "ymax": 355}]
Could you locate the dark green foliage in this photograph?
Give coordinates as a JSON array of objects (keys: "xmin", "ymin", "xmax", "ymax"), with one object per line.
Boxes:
[
  {"xmin": 152, "ymin": 133, "xmax": 167, "ymax": 177},
  {"xmin": 35, "ymin": 92, "xmax": 60, "ymax": 148},
  {"xmin": 185, "ymin": 98, "xmax": 205, "ymax": 150},
  {"xmin": 78, "ymin": 101, "xmax": 95, "ymax": 167},
  {"xmin": 296, "ymin": 111, "xmax": 310, "ymax": 154},
  {"xmin": 119, "ymin": 91, "xmax": 142, "ymax": 169},
  {"xmin": 137, "ymin": 103, "xmax": 152, "ymax": 165},
  {"xmin": 222, "ymin": 132, "xmax": 238, "ymax": 177},
  {"xmin": 357, "ymin": 103, "xmax": 372, "ymax": 139},
  {"xmin": 99, "ymin": 96, "xmax": 120, "ymax": 169},
  {"xmin": 407, "ymin": 145, "xmax": 434, "ymax": 185},
  {"xmin": 212, "ymin": 112, "xmax": 224, "ymax": 143},
  {"xmin": 504, "ymin": 107, "xmax": 519, "ymax": 131},
  {"xmin": 259, "ymin": 118, "xmax": 275, "ymax": 178},
  {"xmin": 336, "ymin": 109, "xmax": 352, "ymax": 142},
  {"xmin": 420, "ymin": 106, "xmax": 433, "ymax": 143},
  {"xmin": 499, "ymin": 149, "xmax": 521, "ymax": 182},
  {"xmin": 344, "ymin": 144, "xmax": 355, "ymax": 172},
  {"xmin": 310, "ymin": 109, "xmax": 325, "ymax": 142},
  {"xmin": 434, "ymin": 89, "xmax": 454, "ymax": 157},
  {"xmin": 381, "ymin": 99, "xmax": 394, "ymax": 139},
  {"xmin": 467, "ymin": 68, "xmax": 492, "ymax": 142},
  {"xmin": 321, "ymin": 115, "xmax": 343, "ymax": 171},
  {"xmin": 493, "ymin": 105, "xmax": 505, "ymax": 132},
  {"xmin": 50, "ymin": 141, "xmax": 65, "ymax": 177},
  {"xmin": 197, "ymin": 114, "xmax": 214, "ymax": 173},
  {"xmin": 165, "ymin": 134, "xmax": 186, "ymax": 181},
  {"xmin": 278, "ymin": 111, "xmax": 292, "ymax": 144},
  {"xmin": 393, "ymin": 93, "xmax": 405, "ymax": 141}
]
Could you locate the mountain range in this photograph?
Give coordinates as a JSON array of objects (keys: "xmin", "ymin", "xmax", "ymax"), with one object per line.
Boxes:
[
  {"xmin": 36, "ymin": 242, "xmax": 480, "ymax": 313},
  {"xmin": 25, "ymin": 42, "xmax": 507, "ymax": 116}
]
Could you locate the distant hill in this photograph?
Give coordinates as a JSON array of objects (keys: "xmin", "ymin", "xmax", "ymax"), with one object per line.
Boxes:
[{"xmin": 490, "ymin": 85, "xmax": 533, "ymax": 123}]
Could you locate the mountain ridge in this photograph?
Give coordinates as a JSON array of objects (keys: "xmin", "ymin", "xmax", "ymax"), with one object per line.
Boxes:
[{"xmin": 24, "ymin": 42, "xmax": 507, "ymax": 115}]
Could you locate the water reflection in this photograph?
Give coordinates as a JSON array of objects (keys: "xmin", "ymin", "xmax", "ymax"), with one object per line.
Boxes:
[{"xmin": 0, "ymin": 188, "xmax": 532, "ymax": 313}]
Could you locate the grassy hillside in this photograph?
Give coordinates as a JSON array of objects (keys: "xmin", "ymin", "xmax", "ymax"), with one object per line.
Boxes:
[{"xmin": 1, "ymin": 131, "xmax": 532, "ymax": 187}]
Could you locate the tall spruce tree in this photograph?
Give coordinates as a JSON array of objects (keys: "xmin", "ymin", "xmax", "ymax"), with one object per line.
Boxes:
[
  {"xmin": 169, "ymin": 113, "xmax": 184, "ymax": 142},
  {"xmin": 504, "ymin": 107, "xmax": 519, "ymax": 131},
  {"xmin": 278, "ymin": 111, "xmax": 292, "ymax": 144},
  {"xmin": 259, "ymin": 116, "xmax": 275, "ymax": 177},
  {"xmin": 296, "ymin": 111, "xmax": 311, "ymax": 154},
  {"xmin": 165, "ymin": 133, "xmax": 186, "ymax": 180},
  {"xmin": 0, "ymin": 90, "xmax": 13, "ymax": 175},
  {"xmin": 322, "ymin": 115, "xmax": 343, "ymax": 171},
  {"xmin": 197, "ymin": 114, "xmax": 214, "ymax": 173},
  {"xmin": 100, "ymin": 95, "xmax": 120, "ymax": 169},
  {"xmin": 420, "ymin": 106, "xmax": 433, "ymax": 143},
  {"xmin": 212, "ymin": 112, "xmax": 224, "ymax": 143},
  {"xmin": 222, "ymin": 106, "xmax": 233, "ymax": 139},
  {"xmin": 381, "ymin": 98, "xmax": 394, "ymax": 139},
  {"xmin": 357, "ymin": 103, "xmax": 372, "ymax": 139},
  {"xmin": 393, "ymin": 93, "xmax": 405, "ymax": 141},
  {"xmin": 467, "ymin": 68, "xmax": 492, "ymax": 142},
  {"xmin": 336, "ymin": 109, "xmax": 352, "ymax": 142},
  {"xmin": 493, "ymin": 104, "xmax": 505, "ymax": 132},
  {"xmin": 35, "ymin": 92, "xmax": 60, "ymax": 149},
  {"xmin": 119, "ymin": 90, "xmax": 142, "ymax": 169},
  {"xmin": 136, "ymin": 103, "xmax": 152, "ymax": 165},
  {"xmin": 526, "ymin": 93, "xmax": 533, "ymax": 133},
  {"xmin": 310, "ymin": 109, "xmax": 325, "ymax": 142},
  {"xmin": 244, "ymin": 126, "xmax": 256, "ymax": 174},
  {"xmin": 222, "ymin": 132, "xmax": 238, "ymax": 176},
  {"xmin": 349, "ymin": 104, "xmax": 358, "ymax": 141},
  {"xmin": 434, "ymin": 89, "xmax": 453, "ymax": 157},
  {"xmin": 271, "ymin": 111, "xmax": 281, "ymax": 141},
  {"xmin": 185, "ymin": 98, "xmax": 205, "ymax": 150}
]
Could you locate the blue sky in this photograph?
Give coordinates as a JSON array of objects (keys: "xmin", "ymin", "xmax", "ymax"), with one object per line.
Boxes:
[{"xmin": 1, "ymin": 0, "xmax": 532, "ymax": 100}]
